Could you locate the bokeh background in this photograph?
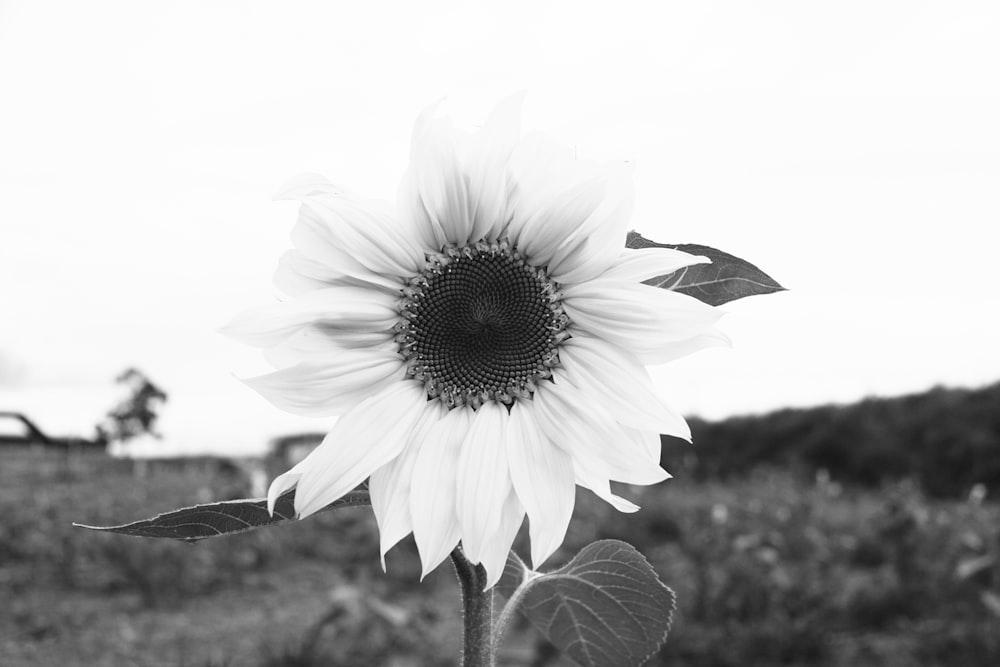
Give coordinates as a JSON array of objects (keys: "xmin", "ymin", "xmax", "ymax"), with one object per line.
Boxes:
[{"xmin": 2, "ymin": 1, "xmax": 999, "ymax": 665}]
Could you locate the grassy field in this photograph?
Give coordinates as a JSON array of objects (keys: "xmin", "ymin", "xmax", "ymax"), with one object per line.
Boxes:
[{"xmin": 3, "ymin": 448, "xmax": 999, "ymax": 666}]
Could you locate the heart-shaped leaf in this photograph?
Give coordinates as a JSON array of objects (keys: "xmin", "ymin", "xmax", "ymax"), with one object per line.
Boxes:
[
  {"xmin": 73, "ymin": 487, "xmax": 371, "ymax": 542},
  {"xmin": 498, "ymin": 540, "xmax": 676, "ymax": 667},
  {"xmin": 626, "ymin": 230, "xmax": 785, "ymax": 305}
]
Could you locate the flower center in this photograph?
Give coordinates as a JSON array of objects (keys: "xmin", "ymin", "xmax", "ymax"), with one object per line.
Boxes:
[{"xmin": 396, "ymin": 239, "xmax": 569, "ymax": 409}]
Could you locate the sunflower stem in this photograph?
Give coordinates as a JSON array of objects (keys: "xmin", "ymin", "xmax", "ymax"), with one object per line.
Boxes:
[{"xmin": 450, "ymin": 546, "xmax": 496, "ymax": 667}]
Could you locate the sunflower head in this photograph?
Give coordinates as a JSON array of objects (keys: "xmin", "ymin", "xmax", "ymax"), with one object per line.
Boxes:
[{"xmin": 224, "ymin": 99, "xmax": 725, "ymax": 587}]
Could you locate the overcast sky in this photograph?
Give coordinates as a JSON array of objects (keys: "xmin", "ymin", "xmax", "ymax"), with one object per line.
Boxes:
[{"xmin": 2, "ymin": 0, "xmax": 998, "ymax": 454}]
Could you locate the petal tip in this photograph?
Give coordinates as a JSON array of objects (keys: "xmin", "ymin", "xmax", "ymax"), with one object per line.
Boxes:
[{"xmin": 273, "ymin": 172, "xmax": 334, "ymax": 201}]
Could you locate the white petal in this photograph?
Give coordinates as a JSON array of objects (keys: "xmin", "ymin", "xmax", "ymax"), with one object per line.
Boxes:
[
  {"xmin": 505, "ymin": 131, "xmax": 585, "ymax": 255},
  {"xmin": 465, "ymin": 94, "xmax": 524, "ymax": 243},
  {"xmin": 573, "ymin": 456, "xmax": 641, "ymax": 513},
  {"xmin": 559, "ymin": 334, "xmax": 691, "ymax": 439},
  {"xmin": 507, "ymin": 134, "xmax": 633, "ymax": 282},
  {"xmin": 509, "ymin": 173, "xmax": 608, "ymax": 270},
  {"xmin": 277, "ymin": 173, "xmax": 424, "ymax": 276},
  {"xmin": 273, "ymin": 250, "xmax": 403, "ymax": 299},
  {"xmin": 481, "ymin": 489, "xmax": 525, "ymax": 590},
  {"xmin": 599, "ymin": 247, "xmax": 710, "ymax": 283},
  {"xmin": 399, "ymin": 98, "xmax": 520, "ymax": 249},
  {"xmin": 399, "ymin": 106, "xmax": 462, "ymax": 250},
  {"xmin": 243, "ymin": 349, "xmax": 406, "ymax": 417},
  {"xmin": 369, "ymin": 401, "xmax": 446, "ymax": 568},
  {"xmin": 625, "ymin": 426, "xmax": 670, "ymax": 462},
  {"xmin": 220, "ymin": 286, "xmax": 399, "ymax": 348},
  {"xmin": 266, "ymin": 466, "xmax": 304, "ymax": 515},
  {"xmin": 533, "ymin": 374, "xmax": 670, "ymax": 485},
  {"xmin": 562, "ymin": 281, "xmax": 722, "ymax": 364},
  {"xmin": 410, "ymin": 406, "xmax": 472, "ymax": 578},
  {"xmin": 546, "ymin": 164, "xmax": 634, "ymax": 285},
  {"xmin": 273, "ymin": 250, "xmax": 336, "ymax": 297},
  {"xmin": 649, "ymin": 327, "xmax": 733, "ymax": 363},
  {"xmin": 456, "ymin": 401, "xmax": 511, "ymax": 564},
  {"xmin": 301, "ymin": 196, "xmax": 423, "ymax": 277},
  {"xmin": 293, "ymin": 381, "xmax": 428, "ymax": 517},
  {"xmin": 290, "ymin": 208, "xmax": 406, "ymax": 293},
  {"xmin": 260, "ymin": 327, "xmax": 396, "ymax": 369},
  {"xmin": 274, "ymin": 172, "xmax": 341, "ymax": 200},
  {"xmin": 507, "ymin": 402, "xmax": 575, "ymax": 569}
]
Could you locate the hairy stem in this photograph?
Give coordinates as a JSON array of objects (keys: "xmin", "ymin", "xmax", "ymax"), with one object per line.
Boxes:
[
  {"xmin": 451, "ymin": 546, "xmax": 495, "ymax": 667},
  {"xmin": 491, "ymin": 551, "xmax": 531, "ymax": 650}
]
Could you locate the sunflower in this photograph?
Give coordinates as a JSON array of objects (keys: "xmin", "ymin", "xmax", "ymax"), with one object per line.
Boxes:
[{"xmin": 224, "ymin": 99, "xmax": 726, "ymax": 587}]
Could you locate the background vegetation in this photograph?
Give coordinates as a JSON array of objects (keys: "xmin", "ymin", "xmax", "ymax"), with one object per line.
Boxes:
[
  {"xmin": 663, "ymin": 382, "xmax": 1000, "ymax": 499},
  {"xmin": 3, "ymin": 382, "xmax": 999, "ymax": 666}
]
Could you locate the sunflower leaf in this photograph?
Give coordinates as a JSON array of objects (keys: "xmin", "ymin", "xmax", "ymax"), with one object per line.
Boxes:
[
  {"xmin": 73, "ymin": 487, "xmax": 371, "ymax": 543},
  {"xmin": 626, "ymin": 230, "xmax": 785, "ymax": 306},
  {"xmin": 497, "ymin": 540, "xmax": 676, "ymax": 667}
]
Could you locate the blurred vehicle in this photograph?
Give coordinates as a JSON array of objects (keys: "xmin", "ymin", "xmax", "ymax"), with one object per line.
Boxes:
[{"xmin": 0, "ymin": 411, "xmax": 107, "ymax": 452}]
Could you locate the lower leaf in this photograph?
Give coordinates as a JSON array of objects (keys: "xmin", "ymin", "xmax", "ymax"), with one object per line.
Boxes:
[{"xmin": 498, "ymin": 539, "xmax": 676, "ymax": 667}]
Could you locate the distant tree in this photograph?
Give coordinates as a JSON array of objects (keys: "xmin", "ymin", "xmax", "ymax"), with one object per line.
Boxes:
[{"xmin": 96, "ymin": 368, "xmax": 168, "ymax": 444}]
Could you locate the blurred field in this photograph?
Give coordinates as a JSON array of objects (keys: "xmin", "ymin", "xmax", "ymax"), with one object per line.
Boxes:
[{"xmin": 3, "ymin": 446, "xmax": 1000, "ymax": 666}]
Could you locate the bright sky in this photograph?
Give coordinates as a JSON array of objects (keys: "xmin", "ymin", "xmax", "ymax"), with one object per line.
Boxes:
[{"xmin": 1, "ymin": 0, "xmax": 998, "ymax": 454}]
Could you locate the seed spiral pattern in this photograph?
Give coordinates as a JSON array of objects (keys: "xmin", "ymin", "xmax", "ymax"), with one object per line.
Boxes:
[{"xmin": 395, "ymin": 239, "xmax": 569, "ymax": 409}]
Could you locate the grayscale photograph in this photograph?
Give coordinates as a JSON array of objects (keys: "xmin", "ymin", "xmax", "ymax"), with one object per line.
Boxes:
[{"xmin": 1, "ymin": 1, "xmax": 998, "ymax": 665}]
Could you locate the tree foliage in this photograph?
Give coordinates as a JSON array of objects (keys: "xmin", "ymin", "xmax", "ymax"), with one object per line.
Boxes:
[
  {"xmin": 96, "ymin": 367, "xmax": 168, "ymax": 444},
  {"xmin": 661, "ymin": 382, "xmax": 1000, "ymax": 498}
]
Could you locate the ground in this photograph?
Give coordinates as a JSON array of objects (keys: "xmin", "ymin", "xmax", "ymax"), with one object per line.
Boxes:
[{"xmin": 3, "ymin": 448, "xmax": 999, "ymax": 666}]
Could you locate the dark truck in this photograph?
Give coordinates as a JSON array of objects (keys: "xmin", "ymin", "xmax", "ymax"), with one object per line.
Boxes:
[{"xmin": 0, "ymin": 411, "xmax": 107, "ymax": 452}]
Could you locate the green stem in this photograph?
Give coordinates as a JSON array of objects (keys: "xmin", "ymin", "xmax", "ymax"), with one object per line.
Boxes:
[
  {"xmin": 450, "ymin": 546, "xmax": 495, "ymax": 667},
  {"xmin": 492, "ymin": 556, "xmax": 532, "ymax": 651}
]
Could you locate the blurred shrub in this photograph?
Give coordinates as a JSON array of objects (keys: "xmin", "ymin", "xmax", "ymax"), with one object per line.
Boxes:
[
  {"xmin": 5, "ymin": 444, "xmax": 1000, "ymax": 665},
  {"xmin": 549, "ymin": 470, "xmax": 1000, "ymax": 667},
  {"xmin": 0, "ymin": 460, "xmax": 383, "ymax": 606},
  {"xmin": 661, "ymin": 382, "xmax": 1000, "ymax": 499}
]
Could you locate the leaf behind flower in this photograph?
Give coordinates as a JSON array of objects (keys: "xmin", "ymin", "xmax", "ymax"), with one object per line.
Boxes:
[
  {"xmin": 626, "ymin": 230, "xmax": 785, "ymax": 305},
  {"xmin": 73, "ymin": 487, "xmax": 371, "ymax": 543},
  {"xmin": 498, "ymin": 539, "xmax": 676, "ymax": 667}
]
